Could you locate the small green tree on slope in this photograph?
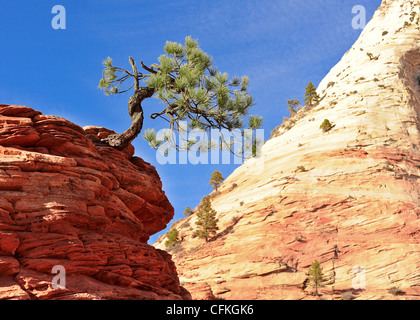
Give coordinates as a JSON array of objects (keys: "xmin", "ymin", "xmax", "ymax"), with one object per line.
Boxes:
[
  {"xmin": 303, "ymin": 82, "xmax": 320, "ymax": 108},
  {"xmin": 165, "ymin": 228, "xmax": 179, "ymax": 247},
  {"xmin": 287, "ymin": 99, "xmax": 300, "ymax": 117},
  {"xmin": 98, "ymin": 36, "xmax": 263, "ymax": 152},
  {"xmin": 209, "ymin": 168, "xmax": 224, "ymax": 191},
  {"xmin": 308, "ymin": 260, "xmax": 325, "ymax": 296},
  {"xmin": 195, "ymin": 196, "xmax": 219, "ymax": 242},
  {"xmin": 183, "ymin": 206, "xmax": 193, "ymax": 216}
]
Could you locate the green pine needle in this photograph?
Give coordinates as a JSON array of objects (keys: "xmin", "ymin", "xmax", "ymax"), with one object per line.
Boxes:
[{"xmin": 102, "ymin": 57, "xmax": 113, "ymax": 68}]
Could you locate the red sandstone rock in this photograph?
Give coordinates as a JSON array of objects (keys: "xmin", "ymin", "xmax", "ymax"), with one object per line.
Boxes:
[
  {"xmin": 183, "ymin": 282, "xmax": 216, "ymax": 300},
  {"xmin": 0, "ymin": 104, "xmax": 190, "ymax": 300}
]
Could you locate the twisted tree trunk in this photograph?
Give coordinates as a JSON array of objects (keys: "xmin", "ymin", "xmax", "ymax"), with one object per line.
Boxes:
[
  {"xmin": 102, "ymin": 86, "xmax": 154, "ymax": 150},
  {"xmin": 101, "ymin": 56, "xmax": 155, "ymax": 150}
]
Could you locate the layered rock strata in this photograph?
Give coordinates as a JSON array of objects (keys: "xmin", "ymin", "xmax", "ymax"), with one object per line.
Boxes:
[
  {"xmin": 0, "ymin": 104, "xmax": 190, "ymax": 300},
  {"xmin": 154, "ymin": 0, "xmax": 420, "ymax": 300}
]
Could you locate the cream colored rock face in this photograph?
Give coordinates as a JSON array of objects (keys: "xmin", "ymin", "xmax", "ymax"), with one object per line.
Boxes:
[{"xmin": 155, "ymin": 0, "xmax": 420, "ymax": 300}]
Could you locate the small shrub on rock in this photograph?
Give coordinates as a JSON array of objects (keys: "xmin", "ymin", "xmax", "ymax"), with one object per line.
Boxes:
[
  {"xmin": 320, "ymin": 119, "xmax": 334, "ymax": 133},
  {"xmin": 389, "ymin": 287, "xmax": 405, "ymax": 296},
  {"xmin": 165, "ymin": 228, "xmax": 180, "ymax": 247},
  {"xmin": 341, "ymin": 291, "xmax": 354, "ymax": 300}
]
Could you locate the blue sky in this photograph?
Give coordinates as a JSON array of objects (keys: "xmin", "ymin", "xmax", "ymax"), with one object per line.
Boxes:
[{"xmin": 0, "ymin": 0, "xmax": 382, "ymax": 244}]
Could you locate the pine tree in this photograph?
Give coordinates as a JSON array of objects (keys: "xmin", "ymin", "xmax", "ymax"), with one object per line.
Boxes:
[
  {"xmin": 247, "ymin": 116, "xmax": 263, "ymax": 157},
  {"xmin": 183, "ymin": 206, "xmax": 193, "ymax": 216},
  {"xmin": 98, "ymin": 36, "xmax": 262, "ymax": 152},
  {"xmin": 195, "ymin": 196, "xmax": 219, "ymax": 242},
  {"xmin": 303, "ymin": 82, "xmax": 320, "ymax": 107},
  {"xmin": 287, "ymin": 99, "xmax": 300, "ymax": 117},
  {"xmin": 308, "ymin": 260, "xmax": 324, "ymax": 296},
  {"xmin": 165, "ymin": 228, "xmax": 179, "ymax": 247},
  {"xmin": 209, "ymin": 169, "xmax": 224, "ymax": 191}
]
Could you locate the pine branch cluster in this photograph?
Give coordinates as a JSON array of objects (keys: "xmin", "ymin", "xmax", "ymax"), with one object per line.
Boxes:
[{"xmin": 98, "ymin": 36, "xmax": 263, "ymax": 155}]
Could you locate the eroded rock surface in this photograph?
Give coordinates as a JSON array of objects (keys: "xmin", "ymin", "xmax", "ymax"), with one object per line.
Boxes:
[
  {"xmin": 0, "ymin": 104, "xmax": 190, "ymax": 300},
  {"xmin": 154, "ymin": 0, "xmax": 420, "ymax": 300}
]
